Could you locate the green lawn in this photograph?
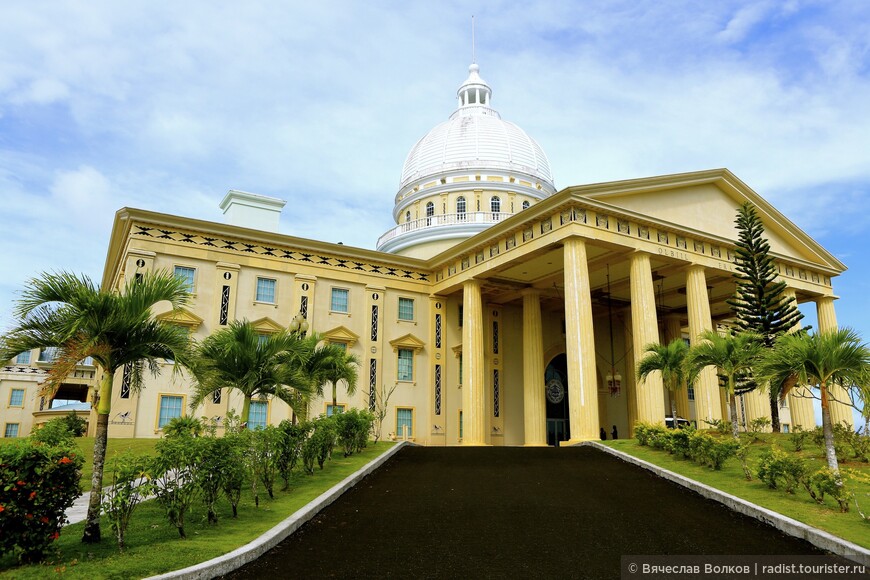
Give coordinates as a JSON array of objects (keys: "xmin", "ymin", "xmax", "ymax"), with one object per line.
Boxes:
[
  {"xmin": 604, "ymin": 433, "xmax": 870, "ymax": 549},
  {"xmin": 0, "ymin": 441, "xmax": 394, "ymax": 579},
  {"xmin": 73, "ymin": 437, "xmax": 162, "ymax": 491}
]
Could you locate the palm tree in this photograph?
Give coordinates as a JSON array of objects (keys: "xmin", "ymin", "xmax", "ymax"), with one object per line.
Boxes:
[
  {"xmin": 637, "ymin": 339, "xmax": 697, "ymax": 427},
  {"xmin": 188, "ymin": 320, "xmax": 313, "ymax": 423},
  {"xmin": 305, "ymin": 341, "xmax": 359, "ymax": 413},
  {"xmin": 685, "ymin": 329, "xmax": 762, "ymax": 439},
  {"xmin": 0, "ymin": 271, "xmax": 191, "ymax": 544},
  {"xmin": 756, "ymin": 328, "xmax": 870, "ymax": 476}
]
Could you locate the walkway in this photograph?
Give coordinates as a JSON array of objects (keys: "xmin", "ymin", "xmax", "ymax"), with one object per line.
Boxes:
[{"xmin": 225, "ymin": 446, "xmax": 833, "ymax": 579}]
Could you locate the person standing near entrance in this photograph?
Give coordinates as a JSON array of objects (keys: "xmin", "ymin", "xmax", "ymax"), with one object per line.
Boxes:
[
  {"xmin": 611, "ymin": 425, "xmax": 618, "ymax": 440},
  {"xmin": 599, "ymin": 427, "xmax": 607, "ymax": 440}
]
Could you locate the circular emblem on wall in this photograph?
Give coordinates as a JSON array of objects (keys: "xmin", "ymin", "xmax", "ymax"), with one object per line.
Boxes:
[
  {"xmin": 435, "ymin": 302, "xmax": 441, "ymax": 309},
  {"xmin": 372, "ymin": 292, "xmax": 379, "ymax": 300},
  {"xmin": 546, "ymin": 378, "xmax": 565, "ymax": 404},
  {"xmin": 135, "ymin": 259, "xmax": 146, "ymax": 268},
  {"xmin": 302, "ymin": 283, "xmax": 310, "ymax": 291},
  {"xmin": 223, "ymin": 272, "xmax": 232, "ymax": 280}
]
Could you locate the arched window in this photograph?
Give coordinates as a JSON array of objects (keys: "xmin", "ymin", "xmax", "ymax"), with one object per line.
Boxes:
[
  {"xmin": 425, "ymin": 201, "xmax": 434, "ymax": 225},
  {"xmin": 456, "ymin": 196, "xmax": 466, "ymax": 220},
  {"xmin": 491, "ymin": 196, "xmax": 501, "ymax": 218},
  {"xmin": 522, "ymin": 200, "xmax": 530, "ymax": 210},
  {"xmin": 405, "ymin": 211, "xmax": 411, "ymax": 223}
]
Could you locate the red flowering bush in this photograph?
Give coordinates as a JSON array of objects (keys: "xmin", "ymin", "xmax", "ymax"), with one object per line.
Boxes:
[{"xmin": 0, "ymin": 440, "xmax": 83, "ymax": 562}]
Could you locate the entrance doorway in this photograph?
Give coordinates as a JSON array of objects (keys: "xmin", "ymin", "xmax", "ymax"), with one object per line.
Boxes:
[{"xmin": 545, "ymin": 354, "xmax": 569, "ymax": 446}]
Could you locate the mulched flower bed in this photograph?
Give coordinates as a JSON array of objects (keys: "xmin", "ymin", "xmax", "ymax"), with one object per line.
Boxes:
[{"xmin": 225, "ymin": 445, "xmax": 836, "ymax": 579}]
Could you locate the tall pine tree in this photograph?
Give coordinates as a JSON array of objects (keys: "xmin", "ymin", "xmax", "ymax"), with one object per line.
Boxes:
[{"xmin": 727, "ymin": 202, "xmax": 804, "ymax": 432}]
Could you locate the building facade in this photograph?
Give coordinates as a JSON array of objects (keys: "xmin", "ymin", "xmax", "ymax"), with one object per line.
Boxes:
[{"xmin": 2, "ymin": 63, "xmax": 850, "ymax": 443}]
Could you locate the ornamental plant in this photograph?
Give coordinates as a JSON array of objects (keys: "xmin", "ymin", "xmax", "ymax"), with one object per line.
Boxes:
[
  {"xmin": 101, "ymin": 453, "xmax": 152, "ymax": 551},
  {"xmin": 277, "ymin": 420, "xmax": 312, "ymax": 490},
  {"xmin": 150, "ymin": 436, "xmax": 202, "ymax": 539},
  {"xmin": 0, "ymin": 440, "xmax": 83, "ymax": 562}
]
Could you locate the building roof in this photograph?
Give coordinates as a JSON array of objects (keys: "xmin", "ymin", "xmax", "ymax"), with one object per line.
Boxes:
[{"xmin": 398, "ymin": 64, "xmax": 554, "ymax": 190}]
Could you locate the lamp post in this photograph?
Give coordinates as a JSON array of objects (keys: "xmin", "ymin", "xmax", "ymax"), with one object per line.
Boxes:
[{"xmin": 288, "ymin": 312, "xmax": 309, "ymax": 336}]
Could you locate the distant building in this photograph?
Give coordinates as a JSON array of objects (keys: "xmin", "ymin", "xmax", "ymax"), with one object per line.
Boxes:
[{"xmin": 2, "ymin": 63, "xmax": 849, "ymax": 443}]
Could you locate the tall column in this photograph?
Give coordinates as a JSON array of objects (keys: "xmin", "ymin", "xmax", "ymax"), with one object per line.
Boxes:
[
  {"xmin": 461, "ymin": 280, "xmax": 487, "ymax": 445},
  {"xmin": 817, "ymin": 296, "xmax": 853, "ymax": 427},
  {"xmin": 664, "ymin": 315, "xmax": 691, "ymax": 419},
  {"xmin": 630, "ymin": 252, "xmax": 666, "ymax": 423},
  {"xmin": 783, "ymin": 288, "xmax": 814, "ymax": 429},
  {"xmin": 562, "ymin": 238, "xmax": 599, "ymax": 442},
  {"xmin": 522, "ymin": 289, "xmax": 547, "ymax": 446},
  {"xmin": 685, "ymin": 265, "xmax": 722, "ymax": 425},
  {"xmin": 623, "ymin": 315, "xmax": 638, "ymax": 435}
]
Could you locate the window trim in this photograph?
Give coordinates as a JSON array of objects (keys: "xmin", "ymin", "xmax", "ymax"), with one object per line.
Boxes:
[
  {"xmin": 254, "ymin": 276, "xmax": 278, "ymax": 304},
  {"xmin": 248, "ymin": 399, "xmax": 270, "ymax": 429},
  {"xmin": 395, "ymin": 406, "xmax": 415, "ymax": 440},
  {"xmin": 173, "ymin": 265, "xmax": 197, "ymax": 294},
  {"xmin": 15, "ymin": 351, "xmax": 31, "ymax": 365},
  {"xmin": 4, "ymin": 423, "xmax": 20, "ymax": 438},
  {"xmin": 397, "ymin": 348, "xmax": 415, "ymax": 383},
  {"xmin": 155, "ymin": 393, "xmax": 186, "ymax": 432},
  {"xmin": 330, "ymin": 287, "xmax": 350, "ymax": 314},
  {"xmin": 8, "ymin": 389, "xmax": 25, "ymax": 408},
  {"xmin": 325, "ymin": 403, "xmax": 347, "ymax": 417}
]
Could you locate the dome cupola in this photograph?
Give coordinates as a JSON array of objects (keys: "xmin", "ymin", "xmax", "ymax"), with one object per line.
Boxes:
[{"xmin": 378, "ymin": 63, "xmax": 556, "ymax": 258}]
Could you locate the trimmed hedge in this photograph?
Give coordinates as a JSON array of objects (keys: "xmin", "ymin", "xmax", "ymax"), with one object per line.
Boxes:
[{"xmin": 634, "ymin": 422, "xmax": 739, "ymax": 470}]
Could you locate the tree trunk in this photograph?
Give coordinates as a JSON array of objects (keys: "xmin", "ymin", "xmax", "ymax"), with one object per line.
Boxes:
[
  {"xmin": 671, "ymin": 398, "xmax": 678, "ymax": 428},
  {"xmin": 83, "ymin": 371, "xmax": 114, "ymax": 544},
  {"xmin": 729, "ymin": 380, "xmax": 740, "ymax": 440},
  {"xmin": 820, "ymin": 382, "xmax": 841, "ymax": 476},
  {"xmin": 332, "ymin": 382, "xmax": 337, "ymax": 409},
  {"xmin": 241, "ymin": 395, "xmax": 251, "ymax": 425},
  {"xmin": 769, "ymin": 393, "xmax": 781, "ymax": 433}
]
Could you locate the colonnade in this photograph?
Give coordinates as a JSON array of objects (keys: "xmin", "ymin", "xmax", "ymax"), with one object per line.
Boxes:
[{"xmin": 459, "ymin": 236, "xmax": 842, "ymax": 446}]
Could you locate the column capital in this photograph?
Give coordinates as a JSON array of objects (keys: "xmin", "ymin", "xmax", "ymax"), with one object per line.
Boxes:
[
  {"xmin": 520, "ymin": 287, "xmax": 541, "ymax": 297},
  {"xmin": 815, "ymin": 294, "xmax": 839, "ymax": 304}
]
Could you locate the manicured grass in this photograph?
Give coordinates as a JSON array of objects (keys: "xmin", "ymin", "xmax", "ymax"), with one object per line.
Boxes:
[
  {"xmin": 604, "ymin": 432, "xmax": 870, "ymax": 549},
  {"xmin": 0, "ymin": 442, "xmax": 394, "ymax": 579},
  {"xmin": 73, "ymin": 437, "xmax": 162, "ymax": 491}
]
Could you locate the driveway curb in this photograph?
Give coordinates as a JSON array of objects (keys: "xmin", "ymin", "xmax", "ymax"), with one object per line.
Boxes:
[
  {"xmin": 586, "ymin": 441, "xmax": 870, "ymax": 566},
  {"xmin": 146, "ymin": 441, "xmax": 407, "ymax": 580}
]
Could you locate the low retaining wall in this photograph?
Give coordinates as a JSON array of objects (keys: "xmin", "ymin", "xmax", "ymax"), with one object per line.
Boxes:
[
  {"xmin": 586, "ymin": 441, "xmax": 870, "ymax": 567},
  {"xmin": 147, "ymin": 441, "xmax": 408, "ymax": 580}
]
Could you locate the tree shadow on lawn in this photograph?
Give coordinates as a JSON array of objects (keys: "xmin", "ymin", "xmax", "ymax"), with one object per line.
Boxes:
[{"xmin": 226, "ymin": 446, "xmax": 843, "ymax": 579}]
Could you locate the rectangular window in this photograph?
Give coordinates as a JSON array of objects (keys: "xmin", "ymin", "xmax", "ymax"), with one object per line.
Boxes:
[
  {"xmin": 333, "ymin": 342, "xmax": 348, "ymax": 352},
  {"xmin": 687, "ymin": 386, "xmax": 695, "ymax": 401},
  {"xmin": 212, "ymin": 389, "xmax": 222, "ymax": 404},
  {"xmin": 38, "ymin": 347, "xmax": 58, "ymax": 362},
  {"xmin": 396, "ymin": 407, "xmax": 414, "ymax": 439},
  {"xmin": 4, "ymin": 423, "xmax": 19, "ymax": 438},
  {"xmin": 397, "ymin": 348, "xmax": 414, "ymax": 381},
  {"xmin": 9, "ymin": 389, "xmax": 25, "ymax": 407},
  {"xmin": 256, "ymin": 278, "xmax": 276, "ymax": 303},
  {"xmin": 219, "ymin": 285, "xmax": 230, "ymax": 325},
  {"xmin": 331, "ymin": 288, "xmax": 349, "ymax": 313},
  {"xmin": 174, "ymin": 266, "xmax": 196, "ymax": 293},
  {"xmin": 458, "ymin": 305, "xmax": 463, "ymax": 327},
  {"xmin": 369, "ymin": 359, "xmax": 377, "ymax": 412},
  {"xmin": 435, "ymin": 314, "xmax": 442, "ymax": 348},
  {"xmin": 326, "ymin": 403, "xmax": 346, "ymax": 417},
  {"xmin": 157, "ymin": 395, "xmax": 183, "ymax": 428},
  {"xmin": 493, "ymin": 369, "xmax": 500, "ymax": 417},
  {"xmin": 300, "ymin": 295, "xmax": 309, "ymax": 318},
  {"xmin": 782, "ymin": 424, "xmax": 790, "ymax": 434},
  {"xmin": 459, "ymin": 353, "xmax": 463, "ymax": 385},
  {"xmin": 459, "ymin": 410, "xmax": 463, "ymax": 440},
  {"xmin": 15, "ymin": 351, "xmax": 31, "ymax": 365},
  {"xmin": 398, "ymin": 297, "xmax": 414, "ymax": 321},
  {"xmin": 249, "ymin": 400, "xmax": 268, "ymax": 428},
  {"xmin": 492, "ymin": 321, "xmax": 499, "ymax": 354}
]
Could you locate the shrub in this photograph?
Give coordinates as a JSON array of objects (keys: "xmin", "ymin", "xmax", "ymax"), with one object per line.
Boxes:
[
  {"xmin": 101, "ymin": 453, "xmax": 152, "ymax": 551},
  {"xmin": 705, "ymin": 438, "xmax": 740, "ymax": 470},
  {"xmin": 335, "ymin": 409, "xmax": 375, "ymax": 457},
  {"xmin": 151, "ymin": 436, "xmax": 202, "ymax": 538},
  {"xmin": 220, "ymin": 431, "xmax": 247, "ymax": 518},
  {"xmin": 811, "ymin": 425, "xmax": 849, "ymax": 463},
  {"xmin": 665, "ymin": 425, "xmax": 694, "ymax": 459},
  {"xmin": 735, "ymin": 442, "xmax": 753, "ymax": 481},
  {"xmin": 30, "ymin": 418, "xmax": 76, "ymax": 447},
  {"xmin": 840, "ymin": 425, "xmax": 870, "ymax": 463},
  {"xmin": 302, "ymin": 417, "xmax": 338, "ymax": 474},
  {"xmin": 703, "ymin": 418, "xmax": 730, "ymax": 435},
  {"xmin": 0, "ymin": 440, "xmax": 83, "ymax": 563},
  {"xmin": 748, "ymin": 417, "xmax": 771, "ymax": 442},
  {"xmin": 790, "ymin": 426, "xmax": 809, "ymax": 452},
  {"xmin": 277, "ymin": 420, "xmax": 311, "ymax": 490},
  {"xmin": 162, "ymin": 416, "xmax": 204, "ymax": 439},
  {"xmin": 249, "ymin": 426, "xmax": 283, "ymax": 501},
  {"xmin": 757, "ymin": 446, "xmax": 807, "ymax": 493},
  {"xmin": 60, "ymin": 411, "xmax": 87, "ymax": 437},
  {"xmin": 195, "ymin": 436, "xmax": 237, "ymax": 524},
  {"xmin": 804, "ymin": 468, "xmax": 851, "ymax": 512}
]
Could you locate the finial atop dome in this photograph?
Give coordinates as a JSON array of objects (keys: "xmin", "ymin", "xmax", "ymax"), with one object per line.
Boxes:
[{"xmin": 455, "ymin": 61, "xmax": 495, "ymax": 114}]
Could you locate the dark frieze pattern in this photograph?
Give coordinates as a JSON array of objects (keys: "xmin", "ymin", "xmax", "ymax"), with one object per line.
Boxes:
[
  {"xmin": 2, "ymin": 366, "xmax": 47, "ymax": 375},
  {"xmin": 133, "ymin": 224, "xmax": 430, "ymax": 282}
]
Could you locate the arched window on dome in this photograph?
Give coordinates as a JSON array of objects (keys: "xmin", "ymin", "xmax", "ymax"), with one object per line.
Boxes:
[
  {"xmin": 456, "ymin": 197, "xmax": 466, "ymax": 221},
  {"xmin": 405, "ymin": 211, "xmax": 411, "ymax": 224},
  {"xmin": 522, "ymin": 200, "xmax": 530, "ymax": 210},
  {"xmin": 491, "ymin": 196, "xmax": 501, "ymax": 219},
  {"xmin": 426, "ymin": 201, "xmax": 434, "ymax": 225}
]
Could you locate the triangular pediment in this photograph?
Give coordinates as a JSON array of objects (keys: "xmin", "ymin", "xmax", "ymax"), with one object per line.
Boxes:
[
  {"xmin": 250, "ymin": 317, "xmax": 284, "ymax": 334},
  {"xmin": 389, "ymin": 333, "xmax": 426, "ymax": 352},
  {"xmin": 157, "ymin": 308, "xmax": 203, "ymax": 330},
  {"xmin": 573, "ymin": 169, "xmax": 844, "ymax": 272},
  {"xmin": 322, "ymin": 325, "xmax": 360, "ymax": 347}
]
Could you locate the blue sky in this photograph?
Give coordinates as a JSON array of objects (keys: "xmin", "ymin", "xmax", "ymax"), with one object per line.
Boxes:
[{"xmin": 2, "ymin": 1, "xmax": 870, "ymax": 419}]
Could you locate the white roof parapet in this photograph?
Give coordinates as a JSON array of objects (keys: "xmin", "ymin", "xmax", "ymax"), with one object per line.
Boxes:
[{"xmin": 219, "ymin": 190, "xmax": 287, "ymax": 233}]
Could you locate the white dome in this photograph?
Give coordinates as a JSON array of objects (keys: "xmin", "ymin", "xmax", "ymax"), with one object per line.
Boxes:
[{"xmin": 399, "ymin": 64, "xmax": 554, "ymax": 190}]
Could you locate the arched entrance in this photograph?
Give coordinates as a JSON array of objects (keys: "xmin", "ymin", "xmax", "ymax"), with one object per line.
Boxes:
[{"xmin": 545, "ymin": 354, "xmax": 570, "ymax": 446}]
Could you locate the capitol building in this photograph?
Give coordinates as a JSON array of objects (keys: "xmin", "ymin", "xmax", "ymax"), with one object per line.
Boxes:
[{"xmin": 1, "ymin": 62, "xmax": 850, "ymax": 444}]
